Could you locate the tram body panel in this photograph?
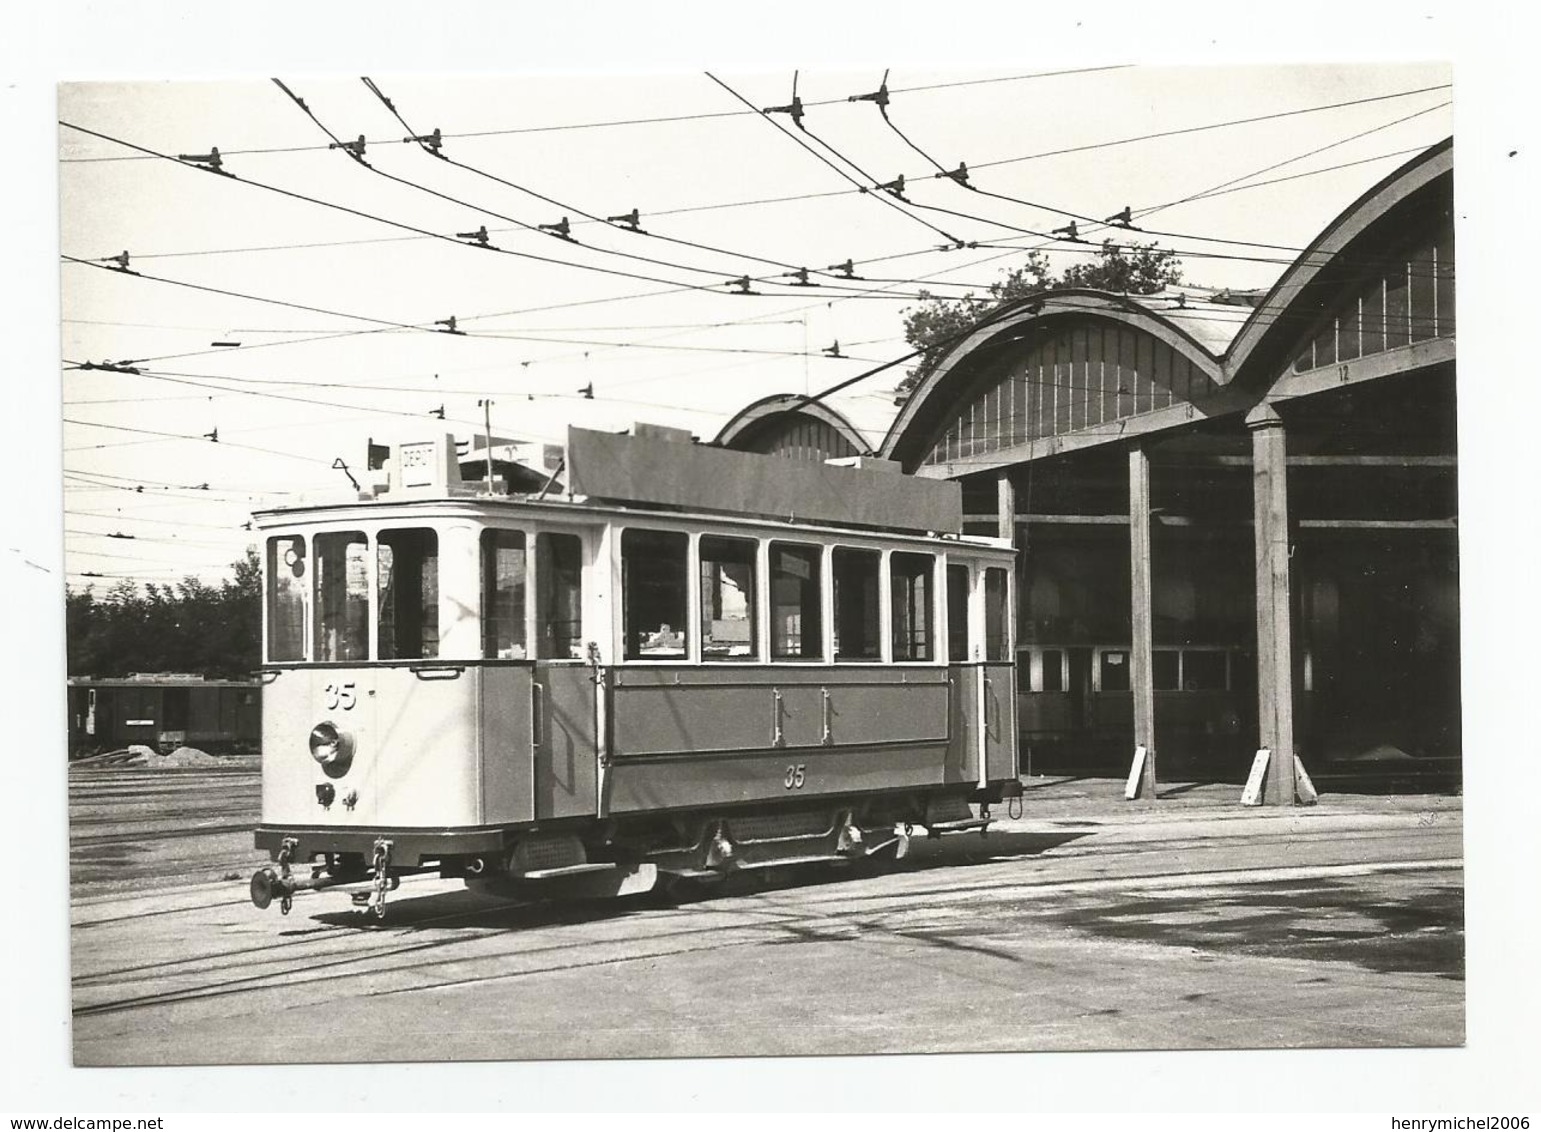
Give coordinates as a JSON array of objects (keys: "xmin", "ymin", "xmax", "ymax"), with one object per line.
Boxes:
[
  {"xmin": 608, "ymin": 665, "xmax": 949, "ymax": 755},
  {"xmin": 982, "ymin": 661, "xmax": 1018, "ymax": 782},
  {"xmin": 603, "ymin": 664, "xmax": 962, "ymax": 813},
  {"xmin": 604, "ymin": 742, "xmax": 954, "ymax": 815},
  {"xmin": 370, "ymin": 665, "xmax": 486, "ymax": 826},
  {"xmin": 946, "ymin": 666, "xmax": 979, "ymax": 783},
  {"xmin": 532, "ymin": 662, "xmax": 600, "ymax": 821},
  {"xmin": 477, "ymin": 664, "xmax": 538, "ymax": 825},
  {"xmin": 261, "ymin": 666, "xmax": 381, "ymax": 827}
]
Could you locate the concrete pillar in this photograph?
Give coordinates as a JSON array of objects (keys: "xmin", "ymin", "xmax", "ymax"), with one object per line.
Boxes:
[
  {"xmin": 1247, "ymin": 403, "xmax": 1297, "ymax": 806},
  {"xmin": 1129, "ymin": 444, "xmax": 1157, "ymax": 798}
]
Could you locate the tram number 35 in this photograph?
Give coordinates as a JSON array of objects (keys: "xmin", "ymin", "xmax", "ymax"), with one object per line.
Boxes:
[
  {"xmin": 324, "ymin": 682, "xmax": 357, "ymax": 711},
  {"xmin": 783, "ymin": 764, "xmax": 807, "ymax": 790}
]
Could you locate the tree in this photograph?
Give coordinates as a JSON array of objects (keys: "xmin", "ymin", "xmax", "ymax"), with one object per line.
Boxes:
[
  {"xmin": 65, "ymin": 546, "xmax": 262, "ymax": 678},
  {"xmin": 894, "ymin": 240, "xmax": 1183, "ymax": 403}
]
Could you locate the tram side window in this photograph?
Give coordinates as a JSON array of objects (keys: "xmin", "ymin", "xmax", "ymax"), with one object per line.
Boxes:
[
  {"xmin": 378, "ymin": 528, "xmax": 439, "ymax": 660},
  {"xmin": 1184, "ymin": 649, "xmax": 1229, "ymax": 691},
  {"xmin": 481, "ymin": 530, "xmax": 527, "ymax": 659},
  {"xmin": 832, "ymin": 548, "xmax": 881, "ymax": 661},
  {"xmin": 983, "ymin": 567, "xmax": 1009, "ymax": 662},
  {"xmin": 1154, "ymin": 649, "xmax": 1180, "ymax": 691},
  {"xmin": 537, "ymin": 532, "xmax": 584, "ymax": 659},
  {"xmin": 700, "ymin": 536, "xmax": 757, "ymax": 661},
  {"xmin": 946, "ymin": 564, "xmax": 970, "ymax": 662},
  {"xmin": 267, "ymin": 536, "xmax": 307, "ymax": 662},
  {"xmin": 770, "ymin": 542, "xmax": 823, "ymax": 660},
  {"xmin": 315, "ymin": 532, "xmax": 369, "ymax": 662},
  {"xmin": 890, "ymin": 552, "xmax": 935, "ymax": 661},
  {"xmin": 1041, "ymin": 648, "xmax": 1065, "ymax": 692},
  {"xmin": 623, "ymin": 529, "xmax": 688, "ymax": 659},
  {"xmin": 1100, "ymin": 650, "xmax": 1131, "ymax": 692}
]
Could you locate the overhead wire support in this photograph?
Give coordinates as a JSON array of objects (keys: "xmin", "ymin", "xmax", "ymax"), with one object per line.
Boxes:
[
  {"xmin": 176, "ymin": 148, "xmax": 229, "ymax": 176},
  {"xmin": 272, "ymin": 79, "xmax": 371, "ymax": 168},
  {"xmin": 762, "ymin": 71, "xmax": 807, "ymax": 130},
  {"xmin": 607, "ymin": 209, "xmax": 643, "ymax": 233},
  {"xmin": 72, "ymin": 360, "xmax": 143, "ymax": 375},
  {"xmin": 852, "ymin": 68, "xmax": 956, "ymax": 180}
]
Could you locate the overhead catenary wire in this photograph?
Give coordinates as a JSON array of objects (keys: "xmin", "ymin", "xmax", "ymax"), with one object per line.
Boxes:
[
  {"xmin": 855, "ymin": 69, "xmax": 1452, "ymax": 258},
  {"xmin": 360, "ymin": 77, "xmax": 813, "ymax": 279},
  {"xmin": 61, "ymin": 67, "xmax": 1137, "ymax": 163},
  {"xmin": 280, "ymin": 78, "xmax": 888, "ymax": 295},
  {"xmin": 60, "ymin": 121, "xmax": 747, "ymax": 303},
  {"xmin": 66, "ymin": 103, "xmax": 1442, "ymax": 304},
  {"xmin": 705, "ymin": 71, "xmax": 963, "ymax": 245},
  {"xmin": 60, "ymin": 82, "xmax": 1448, "ymax": 437},
  {"xmin": 61, "ymin": 417, "xmax": 337, "ymax": 465}
]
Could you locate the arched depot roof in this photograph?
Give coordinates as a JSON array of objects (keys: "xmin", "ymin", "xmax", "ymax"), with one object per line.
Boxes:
[
  {"xmin": 713, "ymin": 394, "xmax": 874, "ymax": 463},
  {"xmin": 1223, "ymin": 138, "xmax": 1453, "ymax": 389},
  {"xmin": 881, "ymin": 289, "xmax": 1233, "ymax": 473},
  {"xmin": 878, "ymin": 138, "xmax": 1453, "ymax": 475}
]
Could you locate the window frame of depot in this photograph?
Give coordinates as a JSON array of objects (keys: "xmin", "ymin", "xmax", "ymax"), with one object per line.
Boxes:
[
  {"xmin": 699, "ymin": 534, "xmax": 759, "ymax": 662},
  {"xmin": 831, "ymin": 545, "xmax": 883, "ymax": 662},
  {"xmin": 266, "ymin": 533, "xmax": 309, "ymax": 663},
  {"xmin": 889, "ymin": 551, "xmax": 936, "ymax": 662},
  {"xmin": 480, "ymin": 527, "xmax": 529, "ymax": 661},
  {"xmin": 769, "ymin": 540, "xmax": 825, "ymax": 662},
  {"xmin": 621, "ymin": 527, "xmax": 691, "ymax": 661},
  {"xmin": 377, "ymin": 526, "xmax": 440, "ymax": 661},
  {"xmin": 314, "ymin": 530, "xmax": 370, "ymax": 663},
  {"xmin": 536, "ymin": 530, "xmax": 585, "ymax": 661}
]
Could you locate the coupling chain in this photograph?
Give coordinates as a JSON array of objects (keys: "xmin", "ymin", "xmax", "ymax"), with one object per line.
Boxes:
[
  {"xmin": 277, "ymin": 836, "xmax": 298, "ymax": 916},
  {"xmin": 370, "ymin": 839, "xmax": 394, "ymax": 920}
]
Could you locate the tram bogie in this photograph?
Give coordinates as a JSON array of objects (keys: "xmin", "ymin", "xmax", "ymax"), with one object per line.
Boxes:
[{"xmin": 249, "ymin": 427, "xmax": 1019, "ymax": 918}]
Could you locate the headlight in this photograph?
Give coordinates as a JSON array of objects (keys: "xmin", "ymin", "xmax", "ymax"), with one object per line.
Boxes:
[{"xmin": 309, "ymin": 721, "xmax": 354, "ymax": 774}]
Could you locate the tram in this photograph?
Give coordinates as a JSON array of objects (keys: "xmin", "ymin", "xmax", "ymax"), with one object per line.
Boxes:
[{"xmin": 249, "ymin": 424, "xmax": 1019, "ymax": 917}]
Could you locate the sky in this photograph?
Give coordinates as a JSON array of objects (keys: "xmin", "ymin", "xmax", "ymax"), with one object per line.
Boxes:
[
  {"xmin": 54, "ymin": 63, "xmax": 1454, "ymax": 588},
  {"xmin": 8, "ymin": 2, "xmax": 1541, "ymax": 1115}
]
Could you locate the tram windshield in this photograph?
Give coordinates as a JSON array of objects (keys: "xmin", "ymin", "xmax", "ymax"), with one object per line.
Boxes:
[
  {"xmin": 267, "ymin": 536, "xmax": 307, "ymax": 662},
  {"xmin": 482, "ymin": 530, "xmax": 528, "ymax": 659},
  {"xmin": 315, "ymin": 532, "xmax": 368, "ymax": 662}
]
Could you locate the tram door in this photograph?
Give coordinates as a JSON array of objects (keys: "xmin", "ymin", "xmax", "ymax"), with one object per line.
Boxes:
[
  {"xmin": 528, "ymin": 531, "xmax": 599, "ymax": 820},
  {"xmin": 948, "ymin": 562, "xmax": 1019, "ymax": 785},
  {"xmin": 946, "ymin": 564, "xmax": 979, "ymax": 781},
  {"xmin": 980, "ymin": 566, "xmax": 1018, "ymax": 782}
]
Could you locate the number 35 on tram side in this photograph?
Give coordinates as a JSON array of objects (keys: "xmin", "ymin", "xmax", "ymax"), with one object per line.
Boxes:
[{"xmin": 249, "ymin": 424, "xmax": 1020, "ymax": 917}]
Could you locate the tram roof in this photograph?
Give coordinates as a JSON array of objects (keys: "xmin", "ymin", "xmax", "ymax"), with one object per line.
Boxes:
[{"xmin": 256, "ymin": 425, "xmax": 979, "ymax": 539}]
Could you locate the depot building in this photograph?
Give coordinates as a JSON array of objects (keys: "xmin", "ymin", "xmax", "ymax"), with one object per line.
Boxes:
[{"xmin": 717, "ymin": 139, "xmax": 1458, "ymax": 788}]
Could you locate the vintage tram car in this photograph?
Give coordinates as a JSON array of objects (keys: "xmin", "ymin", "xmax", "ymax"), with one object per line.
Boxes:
[
  {"xmin": 250, "ymin": 425, "xmax": 1019, "ymax": 917},
  {"xmin": 68, "ymin": 673, "xmax": 261, "ymax": 756}
]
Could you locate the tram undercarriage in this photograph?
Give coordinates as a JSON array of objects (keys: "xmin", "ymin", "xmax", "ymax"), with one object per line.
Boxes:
[{"xmin": 251, "ymin": 787, "xmax": 1008, "ymax": 919}]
